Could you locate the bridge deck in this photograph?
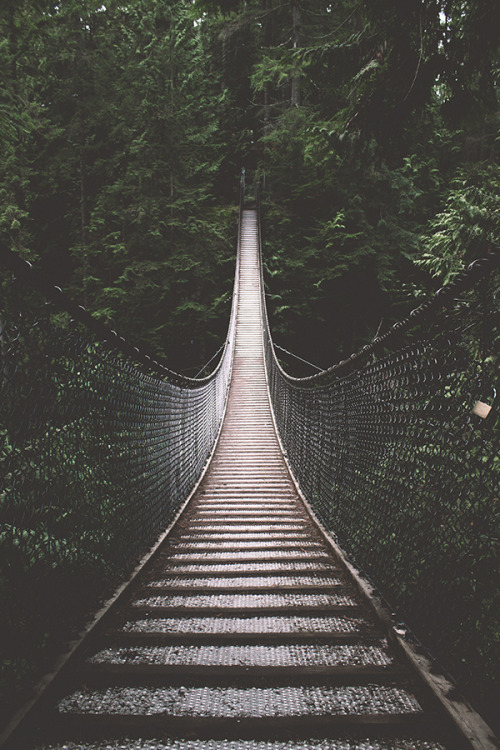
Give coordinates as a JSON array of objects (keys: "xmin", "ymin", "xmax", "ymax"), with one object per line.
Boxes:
[{"xmin": 17, "ymin": 211, "xmax": 466, "ymax": 749}]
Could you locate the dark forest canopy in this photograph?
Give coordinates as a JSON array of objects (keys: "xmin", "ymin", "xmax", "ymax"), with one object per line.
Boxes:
[{"xmin": 1, "ymin": 0, "xmax": 499, "ymax": 373}]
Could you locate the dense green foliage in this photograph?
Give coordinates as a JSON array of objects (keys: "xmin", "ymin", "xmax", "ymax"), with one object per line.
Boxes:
[
  {"xmin": 0, "ymin": 0, "xmax": 238, "ymax": 373},
  {"xmin": 1, "ymin": 0, "xmax": 499, "ymax": 371},
  {"xmin": 245, "ymin": 0, "xmax": 500, "ymax": 370}
]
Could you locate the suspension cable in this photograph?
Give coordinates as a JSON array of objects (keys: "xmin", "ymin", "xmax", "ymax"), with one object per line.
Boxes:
[
  {"xmin": 274, "ymin": 342, "xmax": 323, "ymax": 372},
  {"xmin": 0, "ymin": 241, "xmax": 232, "ymax": 386},
  {"xmin": 271, "ymin": 242, "xmax": 500, "ymax": 384},
  {"xmin": 194, "ymin": 341, "xmax": 227, "ymax": 378}
]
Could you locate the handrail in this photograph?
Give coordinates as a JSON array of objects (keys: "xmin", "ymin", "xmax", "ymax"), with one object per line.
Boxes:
[
  {"xmin": 263, "ymin": 238, "xmax": 500, "ymax": 384},
  {"xmin": 257, "ymin": 192, "xmax": 499, "ymax": 727},
  {"xmin": 0, "ymin": 241, "xmax": 235, "ymax": 386},
  {"xmin": 0, "ymin": 214, "xmax": 241, "ymax": 725}
]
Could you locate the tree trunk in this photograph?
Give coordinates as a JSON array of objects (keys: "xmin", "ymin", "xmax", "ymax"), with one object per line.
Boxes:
[
  {"xmin": 263, "ymin": 0, "xmax": 272, "ymax": 129},
  {"xmin": 78, "ymin": 107, "xmax": 89, "ymax": 308},
  {"xmin": 291, "ymin": 0, "xmax": 301, "ymax": 106}
]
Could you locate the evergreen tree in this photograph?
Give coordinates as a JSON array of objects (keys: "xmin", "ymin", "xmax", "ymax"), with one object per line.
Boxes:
[
  {"xmin": 1, "ymin": 0, "xmax": 237, "ymax": 370},
  {"xmin": 247, "ymin": 0, "xmax": 499, "ymax": 368}
]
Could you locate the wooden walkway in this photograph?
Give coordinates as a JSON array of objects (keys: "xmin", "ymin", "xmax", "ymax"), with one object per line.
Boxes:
[{"xmin": 6, "ymin": 210, "xmax": 487, "ymax": 750}]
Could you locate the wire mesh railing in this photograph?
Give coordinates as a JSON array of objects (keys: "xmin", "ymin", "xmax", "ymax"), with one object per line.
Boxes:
[
  {"xmin": 259, "ymin": 208, "xmax": 499, "ymax": 721},
  {"xmin": 0, "ymin": 239, "xmax": 238, "ymax": 718}
]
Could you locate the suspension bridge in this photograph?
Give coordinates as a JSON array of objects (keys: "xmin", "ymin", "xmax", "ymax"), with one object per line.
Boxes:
[{"xmin": 0, "ymin": 199, "xmax": 498, "ymax": 750}]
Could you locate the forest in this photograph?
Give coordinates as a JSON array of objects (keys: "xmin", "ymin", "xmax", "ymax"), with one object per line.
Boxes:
[
  {"xmin": 1, "ymin": 0, "xmax": 499, "ymax": 375},
  {"xmin": 0, "ymin": 0, "xmax": 499, "ymax": 735}
]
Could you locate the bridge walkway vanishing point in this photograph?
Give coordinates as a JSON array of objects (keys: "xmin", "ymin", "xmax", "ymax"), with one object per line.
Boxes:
[{"xmin": 4, "ymin": 210, "xmax": 497, "ymax": 750}]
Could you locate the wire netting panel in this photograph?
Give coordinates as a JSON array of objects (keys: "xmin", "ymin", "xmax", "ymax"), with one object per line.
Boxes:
[
  {"xmin": 0, "ymin": 286, "xmax": 233, "ymax": 715},
  {"xmin": 264, "ymin": 262, "xmax": 499, "ymax": 719}
]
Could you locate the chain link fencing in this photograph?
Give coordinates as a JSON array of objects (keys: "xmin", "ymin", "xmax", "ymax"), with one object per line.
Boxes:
[
  {"xmin": 0, "ymin": 243, "xmax": 238, "ymax": 721},
  {"xmin": 261, "ymin": 227, "xmax": 499, "ymax": 724}
]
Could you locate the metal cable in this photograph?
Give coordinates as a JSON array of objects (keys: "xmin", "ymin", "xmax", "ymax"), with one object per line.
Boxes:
[{"xmin": 274, "ymin": 342, "xmax": 323, "ymax": 371}]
